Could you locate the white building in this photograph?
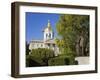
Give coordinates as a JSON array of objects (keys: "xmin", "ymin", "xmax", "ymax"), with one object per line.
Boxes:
[{"xmin": 29, "ymin": 20, "xmax": 59, "ymax": 56}]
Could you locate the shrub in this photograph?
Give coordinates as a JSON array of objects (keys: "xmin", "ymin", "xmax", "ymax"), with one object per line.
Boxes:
[
  {"xmin": 26, "ymin": 55, "xmax": 46, "ymax": 67},
  {"xmin": 48, "ymin": 57, "xmax": 66, "ymax": 66},
  {"xmin": 26, "ymin": 48, "xmax": 55, "ymax": 67},
  {"xmin": 48, "ymin": 54, "xmax": 75, "ymax": 66},
  {"xmin": 74, "ymin": 60, "xmax": 78, "ymax": 65},
  {"xmin": 31, "ymin": 48, "xmax": 55, "ymax": 59},
  {"xmin": 26, "ymin": 55, "xmax": 30, "ymax": 67},
  {"xmin": 26, "ymin": 48, "xmax": 77, "ymax": 67}
]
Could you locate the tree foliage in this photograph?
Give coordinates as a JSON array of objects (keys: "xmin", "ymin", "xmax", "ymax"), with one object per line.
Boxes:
[
  {"xmin": 26, "ymin": 42, "xmax": 30, "ymax": 55},
  {"xmin": 56, "ymin": 14, "xmax": 89, "ymax": 56},
  {"xmin": 26, "ymin": 48, "xmax": 77, "ymax": 67},
  {"xmin": 26, "ymin": 48, "xmax": 55, "ymax": 67},
  {"xmin": 48, "ymin": 54, "xmax": 76, "ymax": 66}
]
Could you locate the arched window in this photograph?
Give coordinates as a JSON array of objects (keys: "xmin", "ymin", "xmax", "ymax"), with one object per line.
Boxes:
[
  {"xmin": 46, "ymin": 33, "xmax": 48, "ymax": 38},
  {"xmin": 49, "ymin": 33, "xmax": 51, "ymax": 38},
  {"xmin": 41, "ymin": 44, "xmax": 43, "ymax": 47}
]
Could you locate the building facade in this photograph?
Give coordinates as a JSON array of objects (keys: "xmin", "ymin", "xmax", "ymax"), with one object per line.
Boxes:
[{"xmin": 29, "ymin": 20, "xmax": 59, "ymax": 56}]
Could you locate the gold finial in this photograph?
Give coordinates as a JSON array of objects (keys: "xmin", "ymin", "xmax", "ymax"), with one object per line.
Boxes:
[
  {"xmin": 47, "ymin": 20, "xmax": 50, "ymax": 27},
  {"xmin": 48, "ymin": 20, "xmax": 50, "ymax": 23}
]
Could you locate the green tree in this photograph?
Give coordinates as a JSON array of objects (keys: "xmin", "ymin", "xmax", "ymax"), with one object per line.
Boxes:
[
  {"xmin": 26, "ymin": 48, "xmax": 55, "ymax": 67},
  {"xmin": 56, "ymin": 14, "xmax": 89, "ymax": 56},
  {"xmin": 26, "ymin": 41, "xmax": 30, "ymax": 55}
]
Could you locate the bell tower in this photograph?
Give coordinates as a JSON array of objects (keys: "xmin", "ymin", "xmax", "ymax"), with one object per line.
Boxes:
[{"xmin": 43, "ymin": 20, "xmax": 54, "ymax": 41}]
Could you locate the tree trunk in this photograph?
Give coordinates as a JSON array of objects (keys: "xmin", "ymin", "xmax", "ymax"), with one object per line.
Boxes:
[{"xmin": 79, "ymin": 36, "xmax": 84, "ymax": 56}]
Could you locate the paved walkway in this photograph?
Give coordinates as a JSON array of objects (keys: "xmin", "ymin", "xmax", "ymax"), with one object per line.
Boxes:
[{"xmin": 75, "ymin": 57, "xmax": 89, "ymax": 65}]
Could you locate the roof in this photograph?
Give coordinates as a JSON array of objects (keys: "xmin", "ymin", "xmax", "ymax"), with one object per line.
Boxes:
[
  {"xmin": 30, "ymin": 40, "xmax": 44, "ymax": 43},
  {"xmin": 43, "ymin": 20, "xmax": 53, "ymax": 32},
  {"xmin": 30, "ymin": 39, "xmax": 55, "ymax": 44},
  {"xmin": 44, "ymin": 39, "xmax": 55, "ymax": 44}
]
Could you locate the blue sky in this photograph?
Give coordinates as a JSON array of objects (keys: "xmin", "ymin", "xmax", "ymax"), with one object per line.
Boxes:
[{"xmin": 26, "ymin": 12, "xmax": 60, "ymax": 43}]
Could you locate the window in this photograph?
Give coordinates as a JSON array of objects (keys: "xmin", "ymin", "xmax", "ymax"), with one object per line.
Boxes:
[
  {"xmin": 41, "ymin": 44, "xmax": 43, "ymax": 47},
  {"xmin": 48, "ymin": 44, "xmax": 50, "ymax": 47},
  {"xmin": 32, "ymin": 44, "xmax": 34, "ymax": 47},
  {"xmin": 49, "ymin": 33, "xmax": 51, "ymax": 38},
  {"xmin": 53, "ymin": 44, "xmax": 55, "ymax": 47},
  {"xmin": 37, "ymin": 44, "xmax": 38, "ymax": 47},
  {"xmin": 46, "ymin": 33, "xmax": 48, "ymax": 38}
]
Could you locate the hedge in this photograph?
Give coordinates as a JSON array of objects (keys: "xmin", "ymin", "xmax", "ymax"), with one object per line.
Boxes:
[
  {"xmin": 48, "ymin": 55, "xmax": 75, "ymax": 66},
  {"xmin": 26, "ymin": 55, "xmax": 46, "ymax": 67},
  {"xmin": 26, "ymin": 48, "xmax": 55, "ymax": 67}
]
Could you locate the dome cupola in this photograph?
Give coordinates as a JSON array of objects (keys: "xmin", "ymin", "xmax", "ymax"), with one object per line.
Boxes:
[{"xmin": 43, "ymin": 20, "xmax": 54, "ymax": 41}]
